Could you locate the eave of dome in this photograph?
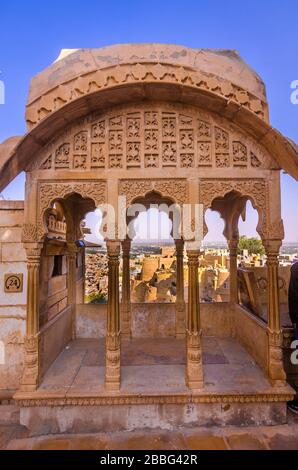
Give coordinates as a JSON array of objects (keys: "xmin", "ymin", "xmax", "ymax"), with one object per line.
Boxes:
[{"xmin": 27, "ymin": 43, "xmax": 267, "ymax": 105}]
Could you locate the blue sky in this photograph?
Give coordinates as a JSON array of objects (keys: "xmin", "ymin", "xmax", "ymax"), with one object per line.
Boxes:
[{"xmin": 0, "ymin": 0, "xmax": 297, "ymax": 241}]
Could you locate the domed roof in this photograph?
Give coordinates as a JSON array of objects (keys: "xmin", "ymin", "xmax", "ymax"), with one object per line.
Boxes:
[
  {"xmin": 0, "ymin": 43, "xmax": 297, "ymax": 192},
  {"xmin": 28, "ymin": 43, "xmax": 267, "ymax": 104}
]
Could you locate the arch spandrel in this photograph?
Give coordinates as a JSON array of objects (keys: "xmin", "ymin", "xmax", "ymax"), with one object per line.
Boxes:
[
  {"xmin": 199, "ymin": 178, "xmax": 270, "ymax": 240},
  {"xmin": 118, "ymin": 178, "xmax": 189, "ymax": 206},
  {"xmin": 22, "ymin": 180, "xmax": 107, "ymax": 243}
]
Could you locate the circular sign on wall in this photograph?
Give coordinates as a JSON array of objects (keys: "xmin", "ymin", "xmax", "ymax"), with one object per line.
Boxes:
[{"xmin": 4, "ymin": 273, "xmax": 23, "ymax": 293}]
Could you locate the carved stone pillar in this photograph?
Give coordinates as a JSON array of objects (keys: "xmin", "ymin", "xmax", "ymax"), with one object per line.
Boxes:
[
  {"xmin": 67, "ymin": 243, "xmax": 78, "ymax": 340},
  {"xmin": 185, "ymin": 249, "xmax": 203, "ymax": 389},
  {"xmin": 175, "ymin": 239, "xmax": 186, "ymax": 338},
  {"xmin": 228, "ymin": 238, "xmax": 239, "ymax": 304},
  {"xmin": 121, "ymin": 238, "xmax": 131, "ymax": 338},
  {"xmin": 20, "ymin": 243, "xmax": 43, "ymax": 392},
  {"xmin": 265, "ymin": 240, "xmax": 286, "ymax": 386},
  {"xmin": 105, "ymin": 240, "xmax": 121, "ymax": 391}
]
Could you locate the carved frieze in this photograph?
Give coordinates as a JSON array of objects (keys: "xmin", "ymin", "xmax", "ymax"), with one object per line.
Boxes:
[
  {"xmin": 26, "ymin": 62, "xmax": 267, "ymax": 129},
  {"xmin": 35, "ymin": 104, "xmax": 273, "ymax": 172}
]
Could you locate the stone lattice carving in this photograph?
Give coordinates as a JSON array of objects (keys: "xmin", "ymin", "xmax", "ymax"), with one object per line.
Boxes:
[
  {"xmin": 119, "ymin": 179, "xmax": 188, "ymax": 205},
  {"xmin": 35, "ymin": 104, "xmax": 273, "ymax": 172},
  {"xmin": 26, "ymin": 62, "xmax": 267, "ymax": 128}
]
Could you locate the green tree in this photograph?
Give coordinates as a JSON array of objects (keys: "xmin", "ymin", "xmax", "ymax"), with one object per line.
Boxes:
[
  {"xmin": 85, "ymin": 291, "xmax": 107, "ymax": 304},
  {"xmin": 237, "ymin": 236, "xmax": 265, "ymax": 256}
]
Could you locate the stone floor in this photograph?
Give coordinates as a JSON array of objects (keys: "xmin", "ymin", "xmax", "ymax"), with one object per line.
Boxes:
[
  {"xmin": 37, "ymin": 336, "xmax": 275, "ymax": 395},
  {"xmin": 3, "ymin": 336, "xmax": 297, "ymax": 449},
  {"xmin": 1, "ymin": 411, "xmax": 298, "ymax": 450}
]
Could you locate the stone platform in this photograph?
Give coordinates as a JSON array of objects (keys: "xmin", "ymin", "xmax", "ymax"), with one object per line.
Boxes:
[{"xmin": 14, "ymin": 337, "xmax": 294, "ymax": 435}]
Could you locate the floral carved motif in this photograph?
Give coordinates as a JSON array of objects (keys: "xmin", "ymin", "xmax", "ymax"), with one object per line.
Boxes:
[
  {"xmin": 38, "ymin": 181, "xmax": 107, "ymax": 234},
  {"xmin": 199, "ymin": 179, "xmax": 267, "ymax": 211},
  {"xmin": 74, "ymin": 131, "xmax": 88, "ymax": 153},
  {"xmin": 233, "ymin": 141, "xmax": 247, "ymax": 166},
  {"xmin": 119, "ymin": 179, "xmax": 188, "ymax": 205},
  {"xmin": 55, "ymin": 143, "xmax": 70, "ymax": 169},
  {"xmin": 36, "ymin": 105, "xmax": 272, "ymax": 172},
  {"xmin": 22, "ymin": 223, "xmax": 44, "ymax": 242},
  {"xmin": 199, "ymin": 178, "xmax": 268, "ymax": 237}
]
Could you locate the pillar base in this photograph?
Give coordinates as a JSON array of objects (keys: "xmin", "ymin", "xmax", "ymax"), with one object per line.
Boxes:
[
  {"xmin": 105, "ymin": 379, "xmax": 121, "ymax": 392},
  {"xmin": 19, "ymin": 335, "xmax": 40, "ymax": 392},
  {"xmin": 185, "ymin": 329, "xmax": 204, "ymax": 390},
  {"xmin": 105, "ymin": 365, "xmax": 121, "ymax": 391},
  {"xmin": 267, "ymin": 329, "xmax": 287, "ymax": 386},
  {"xmin": 105, "ymin": 332, "xmax": 121, "ymax": 391}
]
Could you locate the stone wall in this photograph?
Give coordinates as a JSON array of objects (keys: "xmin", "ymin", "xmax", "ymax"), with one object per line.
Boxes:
[
  {"xmin": 0, "ymin": 201, "xmax": 26, "ymax": 391},
  {"xmin": 76, "ymin": 302, "xmax": 235, "ymax": 339}
]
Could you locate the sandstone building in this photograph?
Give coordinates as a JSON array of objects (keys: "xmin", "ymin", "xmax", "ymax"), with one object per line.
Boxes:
[{"xmin": 0, "ymin": 44, "xmax": 298, "ymax": 433}]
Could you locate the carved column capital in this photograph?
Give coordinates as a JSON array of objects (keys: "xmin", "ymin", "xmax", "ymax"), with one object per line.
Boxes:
[
  {"xmin": 24, "ymin": 243, "xmax": 43, "ymax": 261},
  {"xmin": 107, "ymin": 240, "xmax": 121, "ymax": 258},
  {"xmin": 264, "ymin": 239, "xmax": 282, "ymax": 258},
  {"xmin": 186, "ymin": 249, "xmax": 200, "ymax": 266}
]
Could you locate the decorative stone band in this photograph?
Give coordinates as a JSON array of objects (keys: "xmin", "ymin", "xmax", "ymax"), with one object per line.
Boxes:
[
  {"xmin": 25, "ymin": 62, "xmax": 268, "ymax": 128},
  {"xmin": 14, "ymin": 391, "xmax": 294, "ymax": 407}
]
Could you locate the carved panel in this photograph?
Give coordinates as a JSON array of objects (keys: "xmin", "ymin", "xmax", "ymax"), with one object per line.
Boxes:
[
  {"xmin": 91, "ymin": 143, "xmax": 105, "ymax": 168},
  {"xmin": 38, "ymin": 181, "xmax": 107, "ymax": 239},
  {"xmin": 35, "ymin": 104, "xmax": 273, "ymax": 172},
  {"xmin": 215, "ymin": 127, "xmax": 229, "ymax": 168},
  {"xmin": 119, "ymin": 179, "xmax": 188, "ymax": 205},
  {"xmin": 233, "ymin": 141, "xmax": 247, "ymax": 166},
  {"xmin": 251, "ymin": 151, "xmax": 262, "ymax": 168},
  {"xmin": 198, "ymin": 142, "xmax": 212, "ymax": 166},
  {"xmin": 199, "ymin": 178, "xmax": 268, "ymax": 237},
  {"xmin": 55, "ymin": 143, "xmax": 70, "ymax": 169},
  {"xmin": 74, "ymin": 131, "xmax": 88, "ymax": 154}
]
